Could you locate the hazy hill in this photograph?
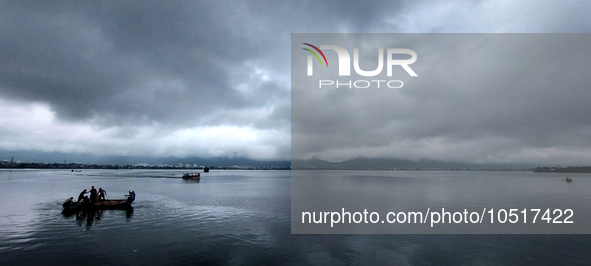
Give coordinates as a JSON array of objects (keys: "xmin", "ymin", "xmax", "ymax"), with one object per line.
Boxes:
[{"xmin": 292, "ymin": 157, "xmax": 536, "ymax": 170}]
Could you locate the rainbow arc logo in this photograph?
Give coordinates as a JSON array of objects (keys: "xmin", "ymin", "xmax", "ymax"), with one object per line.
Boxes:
[{"xmin": 302, "ymin": 43, "xmax": 328, "ymax": 67}]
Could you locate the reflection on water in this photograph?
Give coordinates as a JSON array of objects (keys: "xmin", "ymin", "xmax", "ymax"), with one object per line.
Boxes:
[{"xmin": 61, "ymin": 208, "xmax": 134, "ymax": 228}]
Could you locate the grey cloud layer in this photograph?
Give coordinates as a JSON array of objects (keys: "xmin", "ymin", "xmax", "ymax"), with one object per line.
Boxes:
[
  {"xmin": 0, "ymin": 1, "xmax": 287, "ymax": 128},
  {"xmin": 0, "ymin": 0, "xmax": 410, "ymax": 128}
]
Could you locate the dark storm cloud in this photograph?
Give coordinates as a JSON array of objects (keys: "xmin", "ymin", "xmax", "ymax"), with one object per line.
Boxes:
[
  {"xmin": 0, "ymin": 1, "xmax": 266, "ymax": 126},
  {"xmin": 0, "ymin": 0, "xmax": 409, "ymax": 129}
]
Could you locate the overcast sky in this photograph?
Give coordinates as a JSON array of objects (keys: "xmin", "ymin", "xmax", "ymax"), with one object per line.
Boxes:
[
  {"xmin": 292, "ymin": 34, "xmax": 591, "ymax": 165},
  {"xmin": 1, "ymin": 1, "xmax": 591, "ymax": 163}
]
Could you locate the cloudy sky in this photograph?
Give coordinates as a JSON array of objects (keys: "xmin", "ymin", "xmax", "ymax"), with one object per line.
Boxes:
[{"xmin": 1, "ymin": 1, "xmax": 590, "ymax": 164}]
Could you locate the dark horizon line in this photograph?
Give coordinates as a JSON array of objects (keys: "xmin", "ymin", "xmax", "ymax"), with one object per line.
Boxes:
[{"xmin": 1, "ymin": 149, "xmax": 588, "ymax": 169}]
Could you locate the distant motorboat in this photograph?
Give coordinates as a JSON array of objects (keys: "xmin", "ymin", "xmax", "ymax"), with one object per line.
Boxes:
[{"xmin": 182, "ymin": 173, "xmax": 201, "ymax": 180}]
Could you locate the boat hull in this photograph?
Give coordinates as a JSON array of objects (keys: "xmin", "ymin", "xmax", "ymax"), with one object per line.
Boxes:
[
  {"xmin": 182, "ymin": 173, "xmax": 201, "ymax": 180},
  {"xmin": 63, "ymin": 199, "xmax": 132, "ymax": 210}
]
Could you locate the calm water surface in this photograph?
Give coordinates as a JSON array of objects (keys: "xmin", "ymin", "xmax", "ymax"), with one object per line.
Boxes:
[{"xmin": 0, "ymin": 169, "xmax": 590, "ymax": 265}]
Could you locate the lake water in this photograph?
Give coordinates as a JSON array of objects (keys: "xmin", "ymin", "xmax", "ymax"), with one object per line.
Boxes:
[
  {"xmin": 292, "ymin": 170, "xmax": 591, "ymax": 234},
  {"xmin": 1, "ymin": 169, "xmax": 590, "ymax": 265}
]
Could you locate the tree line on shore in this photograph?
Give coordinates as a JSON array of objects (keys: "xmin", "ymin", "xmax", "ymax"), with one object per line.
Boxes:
[{"xmin": 0, "ymin": 161, "xmax": 289, "ymax": 170}]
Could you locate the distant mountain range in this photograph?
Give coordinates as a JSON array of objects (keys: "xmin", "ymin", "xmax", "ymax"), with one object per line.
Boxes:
[
  {"xmin": 0, "ymin": 149, "xmax": 548, "ymax": 170},
  {"xmin": 292, "ymin": 157, "xmax": 537, "ymax": 170}
]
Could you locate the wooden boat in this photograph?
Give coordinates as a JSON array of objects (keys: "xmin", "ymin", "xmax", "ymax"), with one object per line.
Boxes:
[
  {"xmin": 62, "ymin": 199, "xmax": 132, "ymax": 210},
  {"xmin": 182, "ymin": 173, "xmax": 201, "ymax": 180}
]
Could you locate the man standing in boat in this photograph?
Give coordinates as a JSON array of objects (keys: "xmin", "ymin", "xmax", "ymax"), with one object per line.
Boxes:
[
  {"xmin": 98, "ymin": 188, "xmax": 107, "ymax": 201},
  {"xmin": 90, "ymin": 186, "xmax": 98, "ymax": 203},
  {"xmin": 77, "ymin": 189, "xmax": 88, "ymax": 202}
]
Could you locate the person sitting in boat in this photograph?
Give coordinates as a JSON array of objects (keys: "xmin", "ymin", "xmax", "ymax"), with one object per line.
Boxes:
[
  {"xmin": 82, "ymin": 195, "xmax": 90, "ymax": 204},
  {"xmin": 126, "ymin": 190, "xmax": 136, "ymax": 203},
  {"xmin": 90, "ymin": 186, "xmax": 98, "ymax": 203},
  {"xmin": 77, "ymin": 189, "xmax": 88, "ymax": 202},
  {"xmin": 98, "ymin": 188, "xmax": 107, "ymax": 201},
  {"xmin": 63, "ymin": 197, "xmax": 74, "ymax": 207}
]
